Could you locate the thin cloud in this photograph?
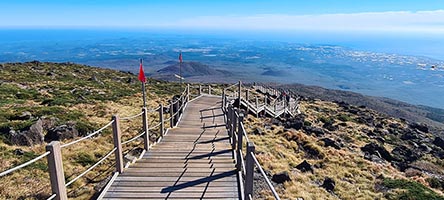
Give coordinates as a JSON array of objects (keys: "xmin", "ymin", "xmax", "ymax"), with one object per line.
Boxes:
[{"xmin": 159, "ymin": 10, "xmax": 444, "ymax": 33}]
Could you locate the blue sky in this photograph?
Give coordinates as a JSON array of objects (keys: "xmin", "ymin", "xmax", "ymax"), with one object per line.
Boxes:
[{"xmin": 1, "ymin": 0, "xmax": 443, "ymax": 33}]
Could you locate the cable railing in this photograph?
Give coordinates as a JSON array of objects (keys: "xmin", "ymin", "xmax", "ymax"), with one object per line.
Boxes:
[
  {"xmin": 0, "ymin": 151, "xmax": 51, "ymax": 177},
  {"xmin": 60, "ymin": 120, "xmax": 114, "ymax": 148},
  {"xmin": 0, "ymin": 85, "xmax": 192, "ymax": 200},
  {"xmin": 223, "ymin": 83, "xmax": 282, "ymax": 200},
  {"xmin": 1, "ymin": 81, "xmax": 293, "ymax": 200}
]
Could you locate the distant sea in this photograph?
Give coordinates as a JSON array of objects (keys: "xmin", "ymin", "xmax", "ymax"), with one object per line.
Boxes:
[{"xmin": 0, "ymin": 29, "xmax": 443, "ymax": 109}]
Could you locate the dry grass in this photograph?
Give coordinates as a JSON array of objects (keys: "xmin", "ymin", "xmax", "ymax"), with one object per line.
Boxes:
[
  {"xmin": 242, "ymin": 98, "xmax": 418, "ymax": 200},
  {"xmin": 0, "ymin": 62, "xmax": 187, "ymax": 199}
]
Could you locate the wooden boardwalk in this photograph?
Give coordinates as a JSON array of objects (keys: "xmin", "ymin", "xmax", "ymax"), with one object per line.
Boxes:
[{"xmin": 102, "ymin": 95, "xmax": 239, "ymax": 199}]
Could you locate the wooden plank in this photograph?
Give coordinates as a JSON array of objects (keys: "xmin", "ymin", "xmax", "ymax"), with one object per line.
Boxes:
[
  {"xmin": 102, "ymin": 96, "xmax": 239, "ymax": 199},
  {"xmin": 131, "ymin": 163, "xmax": 235, "ymax": 168},
  {"xmin": 114, "ymin": 176, "xmax": 237, "ymax": 182},
  {"xmin": 110, "ymin": 181, "xmax": 237, "ymax": 187},
  {"xmin": 125, "ymin": 167, "xmax": 235, "ymax": 173},
  {"xmin": 103, "ymin": 192, "xmax": 238, "ymax": 198},
  {"xmin": 107, "ymin": 186, "xmax": 238, "ymax": 193}
]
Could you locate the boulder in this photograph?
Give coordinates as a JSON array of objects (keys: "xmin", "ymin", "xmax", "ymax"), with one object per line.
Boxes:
[
  {"xmin": 391, "ymin": 145, "xmax": 421, "ymax": 163},
  {"xmin": 364, "ymin": 153, "xmax": 385, "ymax": 163},
  {"xmin": 336, "ymin": 101, "xmax": 350, "ymax": 108},
  {"xmin": 9, "ymin": 119, "xmax": 44, "ymax": 146},
  {"xmin": 303, "ymin": 126, "xmax": 325, "ymax": 136},
  {"xmin": 296, "ymin": 160, "xmax": 314, "ymax": 173},
  {"xmin": 409, "ymin": 122, "xmax": 429, "ymax": 133},
  {"xmin": 433, "ymin": 137, "xmax": 444, "ymax": 150},
  {"xmin": 271, "ymin": 118, "xmax": 283, "ymax": 126},
  {"xmin": 322, "ymin": 122, "xmax": 338, "ymax": 131},
  {"xmin": 286, "ymin": 120, "xmax": 303, "ymax": 130},
  {"xmin": 356, "ymin": 115, "xmax": 375, "ymax": 126},
  {"xmin": 418, "ymin": 143, "xmax": 432, "ymax": 153},
  {"xmin": 361, "ymin": 142, "xmax": 393, "ymax": 161},
  {"xmin": 13, "ymin": 149, "xmax": 24, "ymax": 155},
  {"xmin": 400, "ymin": 130, "xmax": 422, "ymax": 141},
  {"xmin": 391, "ymin": 161, "xmax": 409, "ymax": 172},
  {"xmin": 284, "ymin": 115, "xmax": 305, "ymax": 130},
  {"xmin": 41, "ymin": 117, "xmax": 58, "ymax": 130},
  {"xmin": 45, "ymin": 123, "xmax": 79, "ymax": 142},
  {"xmin": 320, "ymin": 138, "xmax": 341, "ymax": 149},
  {"xmin": 321, "ymin": 177, "xmax": 335, "ymax": 192},
  {"xmin": 272, "ymin": 171, "xmax": 291, "ymax": 184},
  {"xmin": 253, "ymin": 128, "xmax": 264, "ymax": 135}
]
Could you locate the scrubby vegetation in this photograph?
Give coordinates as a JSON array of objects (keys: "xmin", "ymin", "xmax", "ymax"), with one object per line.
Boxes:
[
  {"xmin": 1, "ymin": 61, "xmax": 443, "ymax": 200},
  {"xmin": 242, "ymin": 96, "xmax": 444, "ymax": 199},
  {"xmin": 0, "ymin": 62, "xmax": 187, "ymax": 199}
]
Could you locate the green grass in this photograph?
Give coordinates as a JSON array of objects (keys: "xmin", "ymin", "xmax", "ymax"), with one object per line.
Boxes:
[
  {"xmin": 383, "ymin": 178, "xmax": 444, "ymax": 200},
  {"xmin": 319, "ymin": 116, "xmax": 335, "ymax": 124},
  {"xmin": 427, "ymin": 177, "xmax": 443, "ymax": 189},
  {"xmin": 337, "ymin": 114, "xmax": 353, "ymax": 122},
  {"xmin": 75, "ymin": 152, "xmax": 96, "ymax": 167}
]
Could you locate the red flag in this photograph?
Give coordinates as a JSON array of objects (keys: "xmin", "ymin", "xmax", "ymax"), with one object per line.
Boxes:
[
  {"xmin": 178, "ymin": 52, "xmax": 183, "ymax": 63},
  {"xmin": 138, "ymin": 59, "xmax": 146, "ymax": 83}
]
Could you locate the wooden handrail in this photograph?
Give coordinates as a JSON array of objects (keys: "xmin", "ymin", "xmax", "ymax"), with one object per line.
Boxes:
[{"xmin": 222, "ymin": 82, "xmax": 283, "ymax": 199}]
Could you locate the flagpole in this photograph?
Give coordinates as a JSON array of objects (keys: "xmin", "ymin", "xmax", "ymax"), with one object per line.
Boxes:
[
  {"xmin": 179, "ymin": 51, "xmax": 182, "ymax": 91},
  {"xmin": 140, "ymin": 58, "xmax": 147, "ymax": 108}
]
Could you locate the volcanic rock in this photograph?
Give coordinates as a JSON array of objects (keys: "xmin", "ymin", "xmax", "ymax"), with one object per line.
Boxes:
[
  {"xmin": 272, "ymin": 171, "xmax": 291, "ymax": 184},
  {"xmin": 296, "ymin": 160, "xmax": 314, "ymax": 173},
  {"xmin": 320, "ymin": 138, "xmax": 341, "ymax": 149},
  {"xmin": 45, "ymin": 123, "xmax": 79, "ymax": 142},
  {"xmin": 9, "ymin": 119, "xmax": 44, "ymax": 146},
  {"xmin": 433, "ymin": 137, "xmax": 444, "ymax": 150},
  {"xmin": 321, "ymin": 177, "xmax": 335, "ymax": 192},
  {"xmin": 361, "ymin": 142, "xmax": 393, "ymax": 161}
]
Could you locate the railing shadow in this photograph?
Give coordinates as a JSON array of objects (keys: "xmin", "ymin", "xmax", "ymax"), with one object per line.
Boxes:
[
  {"xmin": 196, "ymin": 136, "xmax": 230, "ymax": 144},
  {"xmin": 186, "ymin": 149, "xmax": 231, "ymax": 160},
  {"xmin": 160, "ymin": 170, "xmax": 236, "ymax": 193}
]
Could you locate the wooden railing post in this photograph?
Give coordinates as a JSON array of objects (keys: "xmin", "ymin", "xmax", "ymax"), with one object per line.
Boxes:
[
  {"xmin": 112, "ymin": 115, "xmax": 124, "ymax": 173},
  {"xmin": 174, "ymin": 100, "xmax": 179, "ymax": 126},
  {"xmin": 159, "ymin": 104, "xmax": 164, "ymax": 137},
  {"xmin": 237, "ymin": 113, "xmax": 244, "ymax": 172},
  {"xmin": 255, "ymin": 96, "xmax": 259, "ymax": 118},
  {"xmin": 238, "ymin": 81, "xmax": 242, "ymax": 109},
  {"xmin": 227, "ymin": 104, "xmax": 233, "ymax": 138},
  {"xmin": 208, "ymin": 85, "xmax": 211, "ymax": 95},
  {"xmin": 46, "ymin": 141, "xmax": 68, "ymax": 200},
  {"xmin": 231, "ymin": 108, "xmax": 237, "ymax": 151},
  {"xmin": 186, "ymin": 84, "xmax": 190, "ymax": 102},
  {"xmin": 199, "ymin": 85, "xmax": 202, "ymax": 95},
  {"xmin": 169, "ymin": 101, "xmax": 174, "ymax": 128},
  {"xmin": 246, "ymin": 89, "xmax": 249, "ymax": 102},
  {"xmin": 142, "ymin": 107, "xmax": 149, "ymax": 151},
  {"xmin": 245, "ymin": 142, "xmax": 255, "ymax": 198},
  {"xmin": 180, "ymin": 95, "xmax": 185, "ymax": 115},
  {"xmin": 222, "ymin": 90, "xmax": 225, "ymax": 110}
]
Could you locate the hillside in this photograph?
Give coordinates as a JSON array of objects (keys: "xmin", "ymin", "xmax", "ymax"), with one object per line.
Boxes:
[
  {"xmin": 243, "ymin": 97, "xmax": 444, "ymax": 199},
  {"xmin": 0, "ymin": 61, "xmax": 183, "ymax": 199},
  {"xmin": 1, "ymin": 61, "xmax": 443, "ymax": 200},
  {"xmin": 273, "ymin": 83, "xmax": 444, "ymax": 136}
]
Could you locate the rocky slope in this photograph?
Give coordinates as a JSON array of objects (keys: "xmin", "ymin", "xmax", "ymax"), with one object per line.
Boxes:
[
  {"xmin": 272, "ymin": 83, "xmax": 444, "ymax": 136},
  {"xmin": 242, "ymin": 95, "xmax": 444, "ymax": 199},
  {"xmin": 2, "ymin": 61, "xmax": 444, "ymax": 200}
]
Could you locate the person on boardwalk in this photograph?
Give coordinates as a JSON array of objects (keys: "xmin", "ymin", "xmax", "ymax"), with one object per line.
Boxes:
[{"xmin": 285, "ymin": 91, "xmax": 291, "ymax": 106}]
